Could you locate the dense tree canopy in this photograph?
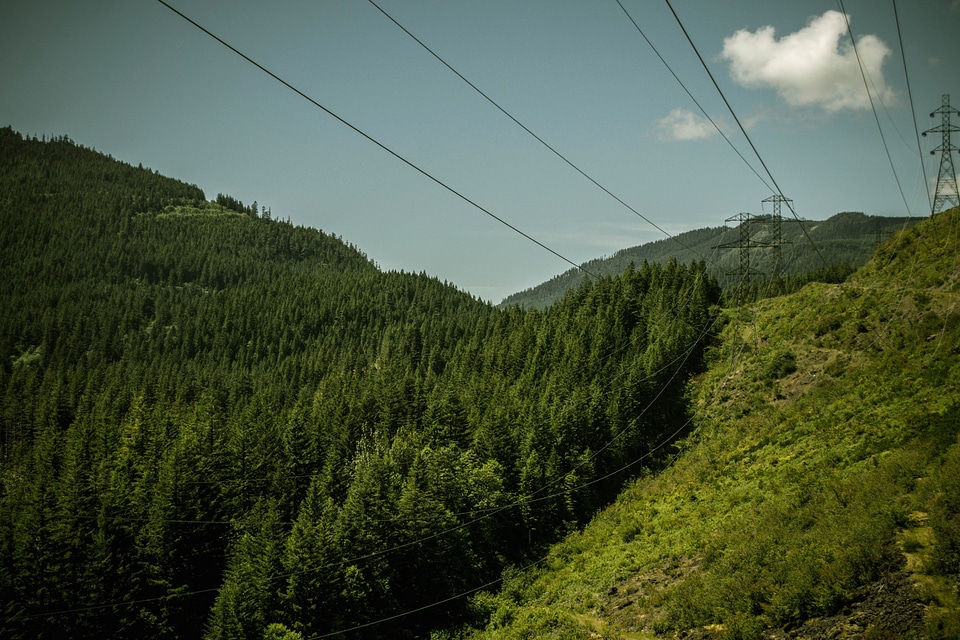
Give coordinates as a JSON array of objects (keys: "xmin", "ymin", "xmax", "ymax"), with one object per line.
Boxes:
[{"xmin": 0, "ymin": 127, "xmax": 720, "ymax": 638}]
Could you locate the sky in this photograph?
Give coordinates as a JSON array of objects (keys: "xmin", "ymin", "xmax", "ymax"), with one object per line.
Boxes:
[{"xmin": 2, "ymin": 0, "xmax": 959, "ymax": 303}]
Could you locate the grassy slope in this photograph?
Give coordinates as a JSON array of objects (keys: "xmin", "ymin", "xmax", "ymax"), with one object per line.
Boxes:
[{"xmin": 468, "ymin": 209, "xmax": 960, "ymax": 639}]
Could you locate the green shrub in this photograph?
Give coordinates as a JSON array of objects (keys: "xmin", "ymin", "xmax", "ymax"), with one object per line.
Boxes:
[
  {"xmin": 763, "ymin": 350, "xmax": 797, "ymax": 381},
  {"xmin": 262, "ymin": 623, "xmax": 303, "ymax": 640},
  {"xmin": 927, "ymin": 608, "xmax": 960, "ymax": 640},
  {"xmin": 503, "ymin": 608, "xmax": 593, "ymax": 639},
  {"xmin": 927, "ymin": 442, "xmax": 960, "ymax": 577},
  {"xmin": 722, "ymin": 612, "xmax": 766, "ymax": 640},
  {"xmin": 814, "ymin": 317, "xmax": 841, "ymax": 338},
  {"xmin": 656, "ymin": 453, "xmax": 908, "ymax": 636}
]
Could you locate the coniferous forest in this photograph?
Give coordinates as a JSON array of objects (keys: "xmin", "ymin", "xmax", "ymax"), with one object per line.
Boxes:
[{"xmin": 0, "ymin": 127, "xmax": 721, "ymax": 638}]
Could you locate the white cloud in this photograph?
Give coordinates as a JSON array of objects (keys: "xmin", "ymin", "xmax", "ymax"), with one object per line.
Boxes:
[
  {"xmin": 721, "ymin": 10, "xmax": 895, "ymax": 112},
  {"xmin": 656, "ymin": 108, "xmax": 717, "ymax": 141}
]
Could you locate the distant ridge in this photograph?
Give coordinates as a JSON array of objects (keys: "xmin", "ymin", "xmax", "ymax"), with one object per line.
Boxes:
[{"xmin": 500, "ymin": 211, "xmax": 918, "ymax": 309}]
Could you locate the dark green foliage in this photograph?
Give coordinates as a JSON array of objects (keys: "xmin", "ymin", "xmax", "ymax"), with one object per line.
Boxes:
[
  {"xmin": 928, "ymin": 436, "xmax": 960, "ymax": 580},
  {"xmin": 729, "ymin": 263, "xmax": 859, "ymax": 306},
  {"xmin": 215, "ymin": 193, "xmax": 259, "ymax": 217},
  {"xmin": 0, "ymin": 128, "xmax": 719, "ymax": 638},
  {"xmin": 503, "ymin": 213, "xmax": 915, "ymax": 309},
  {"xmin": 763, "ymin": 349, "xmax": 797, "ymax": 382}
]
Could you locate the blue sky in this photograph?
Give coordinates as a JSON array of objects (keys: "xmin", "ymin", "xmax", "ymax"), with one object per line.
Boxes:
[{"xmin": 3, "ymin": 0, "xmax": 958, "ymax": 302}]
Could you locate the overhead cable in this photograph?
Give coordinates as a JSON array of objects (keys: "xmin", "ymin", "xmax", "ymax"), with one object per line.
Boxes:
[
  {"xmin": 661, "ymin": 0, "xmax": 828, "ymax": 269},
  {"xmin": 306, "ymin": 558, "xmax": 547, "ymax": 639},
  {"xmin": 892, "ymin": 0, "xmax": 933, "ymax": 213},
  {"xmin": 154, "ymin": 0, "xmax": 597, "ymax": 278},
  {"xmin": 23, "ymin": 2, "xmax": 778, "ymax": 627},
  {"xmin": 614, "ymin": 0, "xmax": 773, "ymax": 194},
  {"xmin": 23, "ymin": 303, "xmax": 718, "ymax": 621},
  {"xmin": 837, "ymin": 0, "xmax": 914, "ymax": 218},
  {"xmin": 366, "ymin": 0, "xmax": 708, "ymax": 263}
]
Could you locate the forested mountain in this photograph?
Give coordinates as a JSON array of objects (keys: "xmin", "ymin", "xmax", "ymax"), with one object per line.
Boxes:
[
  {"xmin": 502, "ymin": 211, "xmax": 918, "ymax": 309},
  {"xmin": 467, "ymin": 208, "xmax": 960, "ymax": 638},
  {"xmin": 0, "ymin": 127, "xmax": 721, "ymax": 638}
]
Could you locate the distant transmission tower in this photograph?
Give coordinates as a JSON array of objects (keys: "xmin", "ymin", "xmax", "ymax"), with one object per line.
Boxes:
[
  {"xmin": 922, "ymin": 94, "xmax": 960, "ymax": 215},
  {"xmin": 760, "ymin": 195, "xmax": 792, "ymax": 281},
  {"xmin": 718, "ymin": 212, "xmax": 768, "ymax": 304}
]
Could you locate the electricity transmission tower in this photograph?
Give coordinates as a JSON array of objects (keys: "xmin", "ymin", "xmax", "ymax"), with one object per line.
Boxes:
[
  {"xmin": 718, "ymin": 197, "xmax": 792, "ymax": 303},
  {"xmin": 718, "ymin": 212, "xmax": 768, "ymax": 304},
  {"xmin": 760, "ymin": 195, "xmax": 792, "ymax": 281},
  {"xmin": 922, "ymin": 94, "xmax": 960, "ymax": 215}
]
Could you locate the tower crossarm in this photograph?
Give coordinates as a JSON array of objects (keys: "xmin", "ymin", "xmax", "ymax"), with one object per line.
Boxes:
[{"xmin": 922, "ymin": 94, "xmax": 960, "ymax": 215}]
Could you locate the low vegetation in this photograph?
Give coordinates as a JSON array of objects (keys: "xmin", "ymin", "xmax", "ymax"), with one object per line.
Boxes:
[
  {"xmin": 1, "ymin": 126, "xmax": 956, "ymax": 639},
  {"xmin": 464, "ymin": 209, "xmax": 960, "ymax": 639}
]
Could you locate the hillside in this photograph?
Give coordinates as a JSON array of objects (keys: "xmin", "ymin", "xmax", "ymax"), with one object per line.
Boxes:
[
  {"xmin": 0, "ymin": 128, "xmax": 721, "ymax": 639},
  {"xmin": 4, "ymin": 126, "xmax": 956, "ymax": 640},
  {"xmin": 501, "ymin": 212, "xmax": 918, "ymax": 309},
  {"xmin": 465, "ymin": 209, "xmax": 960, "ymax": 639}
]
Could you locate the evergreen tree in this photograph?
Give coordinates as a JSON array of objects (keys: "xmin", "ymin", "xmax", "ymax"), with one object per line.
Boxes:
[{"xmin": 0, "ymin": 127, "xmax": 720, "ymax": 638}]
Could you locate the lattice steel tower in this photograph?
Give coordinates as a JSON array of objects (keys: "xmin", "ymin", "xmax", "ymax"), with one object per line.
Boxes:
[
  {"xmin": 761, "ymin": 195, "xmax": 792, "ymax": 281},
  {"xmin": 922, "ymin": 94, "xmax": 960, "ymax": 215},
  {"xmin": 717, "ymin": 212, "xmax": 771, "ymax": 305}
]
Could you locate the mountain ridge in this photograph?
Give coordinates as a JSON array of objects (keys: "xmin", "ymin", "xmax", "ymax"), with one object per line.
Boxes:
[{"xmin": 501, "ymin": 211, "xmax": 919, "ymax": 309}]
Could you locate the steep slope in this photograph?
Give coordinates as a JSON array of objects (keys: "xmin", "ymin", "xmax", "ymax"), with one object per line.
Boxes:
[
  {"xmin": 501, "ymin": 212, "xmax": 918, "ymax": 310},
  {"xmin": 467, "ymin": 209, "xmax": 960, "ymax": 639},
  {"xmin": 0, "ymin": 129, "xmax": 722, "ymax": 639}
]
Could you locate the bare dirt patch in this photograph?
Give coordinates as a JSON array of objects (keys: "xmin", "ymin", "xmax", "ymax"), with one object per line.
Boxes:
[
  {"xmin": 764, "ymin": 569, "xmax": 924, "ymax": 640},
  {"xmin": 596, "ymin": 558, "xmax": 926, "ymax": 639}
]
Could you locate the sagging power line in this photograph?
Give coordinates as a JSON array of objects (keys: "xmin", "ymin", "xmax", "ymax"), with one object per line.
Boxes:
[
  {"xmin": 366, "ymin": 0, "xmax": 708, "ymax": 263},
  {"xmin": 662, "ymin": 0, "xmax": 827, "ymax": 271},
  {"xmin": 154, "ymin": 0, "xmax": 597, "ymax": 280},
  {"xmin": 837, "ymin": 0, "xmax": 915, "ymax": 219}
]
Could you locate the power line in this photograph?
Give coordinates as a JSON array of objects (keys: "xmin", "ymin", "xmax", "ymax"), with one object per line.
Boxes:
[
  {"xmin": 365, "ymin": 0, "xmax": 709, "ymax": 264},
  {"xmin": 305, "ymin": 411, "xmax": 694, "ymax": 640},
  {"xmin": 20, "ymin": 279, "xmax": 724, "ymax": 623},
  {"xmin": 17, "ymin": 395, "xmax": 690, "ymax": 622},
  {"xmin": 31, "ymin": 261, "xmax": 723, "ymax": 540},
  {"xmin": 307, "ymin": 556, "xmax": 546, "ymax": 639},
  {"xmin": 614, "ymin": 0, "xmax": 773, "ymax": 194},
  {"xmin": 616, "ymin": 0, "xmax": 808, "ymax": 304},
  {"xmin": 9, "ymin": 0, "xmax": 952, "ymax": 638},
  {"xmin": 807, "ymin": 1, "xmax": 929, "ymax": 360},
  {"xmin": 892, "ymin": 0, "xmax": 932, "ymax": 213},
  {"xmin": 18, "ymin": 278, "xmax": 723, "ymax": 623},
  {"xmin": 836, "ymin": 1, "xmax": 915, "ymax": 218},
  {"xmin": 661, "ymin": 0, "xmax": 828, "ymax": 271},
  {"xmin": 15, "ymin": 2, "xmax": 794, "ymax": 629},
  {"xmin": 19, "ymin": 586, "xmax": 220, "ymax": 621},
  {"xmin": 661, "ymin": 0, "xmax": 782, "ymax": 199},
  {"xmin": 154, "ymin": 0, "xmax": 597, "ymax": 279}
]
